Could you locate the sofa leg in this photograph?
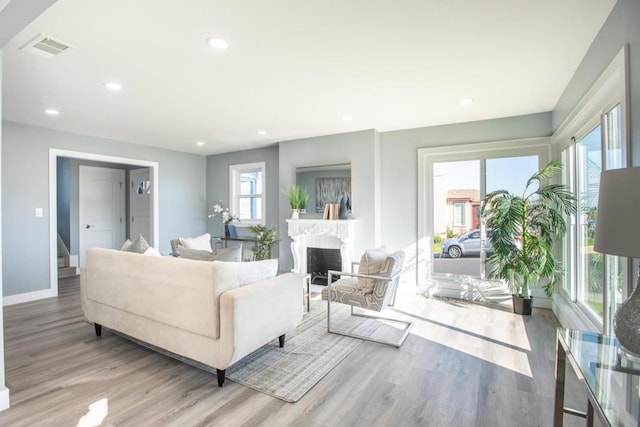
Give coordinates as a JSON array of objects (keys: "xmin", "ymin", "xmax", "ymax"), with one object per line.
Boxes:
[
  {"xmin": 279, "ymin": 334, "xmax": 285, "ymax": 348},
  {"xmin": 94, "ymin": 323, "xmax": 102, "ymax": 336},
  {"xmin": 217, "ymin": 369, "xmax": 225, "ymax": 387}
]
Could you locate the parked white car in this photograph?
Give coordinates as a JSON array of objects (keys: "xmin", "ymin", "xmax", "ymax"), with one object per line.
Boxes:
[{"xmin": 441, "ymin": 229, "xmax": 521, "ymax": 258}]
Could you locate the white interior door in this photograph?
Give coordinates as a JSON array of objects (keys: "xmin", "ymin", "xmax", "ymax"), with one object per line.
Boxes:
[
  {"xmin": 79, "ymin": 166, "xmax": 125, "ymax": 267},
  {"xmin": 129, "ymin": 168, "xmax": 152, "ymax": 245}
]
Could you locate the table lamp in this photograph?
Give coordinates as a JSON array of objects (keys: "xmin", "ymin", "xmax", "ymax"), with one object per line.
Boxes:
[{"xmin": 594, "ymin": 167, "xmax": 640, "ymax": 361}]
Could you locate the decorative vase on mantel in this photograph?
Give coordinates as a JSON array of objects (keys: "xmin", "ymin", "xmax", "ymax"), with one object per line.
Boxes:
[
  {"xmin": 338, "ymin": 197, "xmax": 348, "ymax": 220},
  {"xmin": 224, "ymin": 224, "xmax": 230, "ymax": 238},
  {"xmin": 290, "ymin": 209, "xmax": 300, "ymax": 220}
]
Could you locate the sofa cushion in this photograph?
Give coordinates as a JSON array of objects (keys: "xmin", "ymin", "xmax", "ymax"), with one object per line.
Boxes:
[
  {"xmin": 179, "ymin": 233, "xmax": 212, "ymax": 251},
  {"xmin": 177, "ymin": 246, "xmax": 242, "ymax": 262},
  {"xmin": 120, "ymin": 234, "xmax": 150, "ymax": 254},
  {"xmin": 216, "ymin": 259, "xmax": 278, "ymax": 286}
]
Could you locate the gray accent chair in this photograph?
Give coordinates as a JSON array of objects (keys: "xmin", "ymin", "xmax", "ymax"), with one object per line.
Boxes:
[{"xmin": 321, "ymin": 250, "xmax": 413, "ymax": 347}]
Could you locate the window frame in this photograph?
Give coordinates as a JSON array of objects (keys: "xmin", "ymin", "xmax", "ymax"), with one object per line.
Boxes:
[
  {"xmin": 552, "ymin": 46, "xmax": 629, "ymax": 334},
  {"xmin": 453, "ymin": 202, "xmax": 466, "ymax": 227},
  {"xmin": 229, "ymin": 161, "xmax": 266, "ymax": 226}
]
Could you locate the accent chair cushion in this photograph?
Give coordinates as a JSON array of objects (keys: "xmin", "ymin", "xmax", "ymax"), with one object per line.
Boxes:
[
  {"xmin": 372, "ymin": 250, "xmax": 406, "ymax": 298},
  {"xmin": 216, "ymin": 259, "xmax": 278, "ymax": 286},
  {"xmin": 353, "ymin": 246, "xmax": 389, "ymax": 294},
  {"xmin": 176, "ymin": 246, "xmax": 242, "ymax": 262},
  {"xmin": 120, "ymin": 234, "xmax": 150, "ymax": 254},
  {"xmin": 179, "ymin": 233, "xmax": 212, "ymax": 251}
]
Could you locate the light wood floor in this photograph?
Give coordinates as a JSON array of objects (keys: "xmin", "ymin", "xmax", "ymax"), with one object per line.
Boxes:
[{"xmin": 0, "ymin": 276, "xmax": 589, "ymax": 427}]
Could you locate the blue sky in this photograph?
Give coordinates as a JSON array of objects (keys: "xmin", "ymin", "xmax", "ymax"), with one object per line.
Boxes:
[{"xmin": 433, "ymin": 156, "xmax": 539, "ymax": 196}]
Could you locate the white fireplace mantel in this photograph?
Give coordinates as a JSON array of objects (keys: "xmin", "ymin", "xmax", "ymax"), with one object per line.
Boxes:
[{"xmin": 286, "ymin": 219, "xmax": 356, "ymax": 275}]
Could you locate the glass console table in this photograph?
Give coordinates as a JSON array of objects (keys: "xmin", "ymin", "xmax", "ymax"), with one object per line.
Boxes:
[{"xmin": 555, "ymin": 328, "xmax": 640, "ymax": 426}]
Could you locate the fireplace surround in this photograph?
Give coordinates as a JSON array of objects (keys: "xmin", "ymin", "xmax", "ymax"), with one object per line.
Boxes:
[{"xmin": 286, "ymin": 219, "xmax": 356, "ymax": 279}]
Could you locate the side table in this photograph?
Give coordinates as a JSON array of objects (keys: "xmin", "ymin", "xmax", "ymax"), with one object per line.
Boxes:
[
  {"xmin": 554, "ymin": 327, "xmax": 640, "ymax": 426},
  {"xmin": 302, "ymin": 273, "xmax": 311, "ymax": 312}
]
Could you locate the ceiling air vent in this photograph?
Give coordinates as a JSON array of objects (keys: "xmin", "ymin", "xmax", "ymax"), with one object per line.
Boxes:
[{"xmin": 20, "ymin": 34, "xmax": 72, "ymax": 58}]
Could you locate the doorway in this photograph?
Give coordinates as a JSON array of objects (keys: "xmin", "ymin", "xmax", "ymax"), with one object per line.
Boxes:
[
  {"xmin": 49, "ymin": 149, "xmax": 159, "ymax": 296},
  {"xmin": 78, "ymin": 166, "xmax": 126, "ymax": 268},
  {"xmin": 417, "ymin": 139, "xmax": 550, "ymax": 301}
]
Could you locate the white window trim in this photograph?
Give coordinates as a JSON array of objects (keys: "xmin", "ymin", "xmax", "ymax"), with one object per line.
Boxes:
[
  {"xmin": 229, "ymin": 161, "xmax": 266, "ymax": 226},
  {"xmin": 551, "ymin": 46, "xmax": 629, "ymax": 333}
]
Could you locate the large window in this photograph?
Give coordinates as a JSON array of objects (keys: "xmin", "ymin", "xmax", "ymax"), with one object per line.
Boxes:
[
  {"xmin": 229, "ymin": 162, "xmax": 265, "ymax": 225},
  {"xmin": 563, "ymin": 103, "xmax": 626, "ymax": 328},
  {"xmin": 554, "ymin": 47, "xmax": 628, "ymax": 333}
]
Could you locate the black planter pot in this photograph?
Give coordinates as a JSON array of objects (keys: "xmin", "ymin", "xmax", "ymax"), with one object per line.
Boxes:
[{"xmin": 512, "ymin": 295, "xmax": 533, "ymax": 315}]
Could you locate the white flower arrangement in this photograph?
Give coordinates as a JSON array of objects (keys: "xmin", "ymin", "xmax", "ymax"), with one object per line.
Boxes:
[{"xmin": 208, "ymin": 201, "xmax": 237, "ymax": 224}]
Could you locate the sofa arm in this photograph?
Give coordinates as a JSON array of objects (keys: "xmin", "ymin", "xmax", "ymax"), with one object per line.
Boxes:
[{"xmin": 219, "ymin": 272, "xmax": 304, "ymax": 365}]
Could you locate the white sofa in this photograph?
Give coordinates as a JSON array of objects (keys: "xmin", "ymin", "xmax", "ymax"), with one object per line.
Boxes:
[{"xmin": 80, "ymin": 247, "xmax": 304, "ymax": 386}]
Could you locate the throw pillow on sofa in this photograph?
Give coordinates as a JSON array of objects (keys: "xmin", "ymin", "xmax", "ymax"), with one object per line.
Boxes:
[
  {"xmin": 143, "ymin": 247, "xmax": 162, "ymax": 256},
  {"xmin": 216, "ymin": 259, "xmax": 278, "ymax": 286},
  {"xmin": 179, "ymin": 233, "xmax": 212, "ymax": 251},
  {"xmin": 120, "ymin": 234, "xmax": 151, "ymax": 254},
  {"xmin": 177, "ymin": 246, "xmax": 242, "ymax": 262}
]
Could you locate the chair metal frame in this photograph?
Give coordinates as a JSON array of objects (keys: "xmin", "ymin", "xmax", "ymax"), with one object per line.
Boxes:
[{"xmin": 326, "ymin": 267, "xmax": 413, "ymax": 348}]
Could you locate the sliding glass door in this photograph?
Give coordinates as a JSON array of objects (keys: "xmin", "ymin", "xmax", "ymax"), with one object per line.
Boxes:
[{"xmin": 428, "ymin": 151, "xmax": 541, "ymax": 280}]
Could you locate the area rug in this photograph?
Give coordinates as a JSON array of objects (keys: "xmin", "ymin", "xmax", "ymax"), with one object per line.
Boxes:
[
  {"xmin": 116, "ymin": 301, "xmax": 378, "ymax": 403},
  {"xmin": 226, "ymin": 301, "xmax": 379, "ymax": 402}
]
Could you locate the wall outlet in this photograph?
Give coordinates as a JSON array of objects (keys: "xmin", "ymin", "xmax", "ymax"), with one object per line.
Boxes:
[{"xmin": 35, "ymin": 208, "xmax": 43, "ymax": 217}]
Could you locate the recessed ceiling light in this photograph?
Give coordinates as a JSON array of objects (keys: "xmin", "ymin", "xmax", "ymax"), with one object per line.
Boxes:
[
  {"xmin": 257, "ymin": 130, "xmax": 267, "ymax": 136},
  {"xmin": 103, "ymin": 81, "xmax": 122, "ymax": 91},
  {"xmin": 206, "ymin": 37, "xmax": 230, "ymax": 50},
  {"xmin": 459, "ymin": 97, "xmax": 474, "ymax": 105},
  {"xmin": 196, "ymin": 141, "xmax": 205, "ymax": 146},
  {"xmin": 342, "ymin": 115, "xmax": 353, "ymax": 122},
  {"xmin": 43, "ymin": 108, "xmax": 60, "ymax": 116}
]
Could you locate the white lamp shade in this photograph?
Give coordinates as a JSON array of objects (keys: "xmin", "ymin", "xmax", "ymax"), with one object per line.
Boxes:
[{"xmin": 594, "ymin": 167, "xmax": 640, "ymax": 258}]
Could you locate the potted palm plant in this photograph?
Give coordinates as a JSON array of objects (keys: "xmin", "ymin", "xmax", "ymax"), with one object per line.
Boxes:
[
  {"xmin": 481, "ymin": 160, "xmax": 576, "ymax": 315},
  {"xmin": 283, "ymin": 185, "xmax": 309, "ymax": 219}
]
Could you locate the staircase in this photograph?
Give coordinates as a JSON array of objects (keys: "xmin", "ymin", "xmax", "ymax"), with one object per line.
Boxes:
[{"xmin": 57, "ymin": 234, "xmax": 77, "ymax": 278}]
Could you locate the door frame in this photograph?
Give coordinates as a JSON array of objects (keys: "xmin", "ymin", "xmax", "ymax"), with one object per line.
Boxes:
[
  {"xmin": 49, "ymin": 149, "xmax": 159, "ymax": 297},
  {"xmin": 129, "ymin": 167, "xmax": 152, "ymax": 243},
  {"xmin": 417, "ymin": 137, "xmax": 550, "ymax": 288}
]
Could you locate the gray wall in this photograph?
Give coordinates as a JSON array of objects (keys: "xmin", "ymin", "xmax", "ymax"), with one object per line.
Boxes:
[
  {"xmin": 0, "ymin": 48, "xmax": 5, "ymax": 399},
  {"xmin": 379, "ymin": 112, "xmax": 553, "ymax": 254},
  {"xmin": 205, "ymin": 145, "xmax": 279, "ymax": 241},
  {"xmin": 278, "ymin": 130, "xmax": 379, "ymax": 272},
  {"xmin": 2, "ymin": 121, "xmax": 207, "ymax": 297},
  {"xmin": 552, "ymin": 0, "xmax": 640, "ymax": 165}
]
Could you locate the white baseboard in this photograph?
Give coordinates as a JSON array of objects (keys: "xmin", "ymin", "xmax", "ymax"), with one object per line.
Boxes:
[
  {"xmin": 3, "ymin": 289, "xmax": 57, "ymax": 306},
  {"xmin": 69, "ymin": 255, "xmax": 79, "ymax": 267},
  {"xmin": 0, "ymin": 386, "xmax": 10, "ymax": 412}
]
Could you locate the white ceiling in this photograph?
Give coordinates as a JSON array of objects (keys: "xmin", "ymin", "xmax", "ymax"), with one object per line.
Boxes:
[{"xmin": 2, "ymin": 0, "xmax": 616, "ymax": 155}]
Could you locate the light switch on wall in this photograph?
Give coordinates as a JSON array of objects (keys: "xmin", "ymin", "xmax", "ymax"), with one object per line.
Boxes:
[{"xmin": 35, "ymin": 208, "xmax": 43, "ymax": 217}]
